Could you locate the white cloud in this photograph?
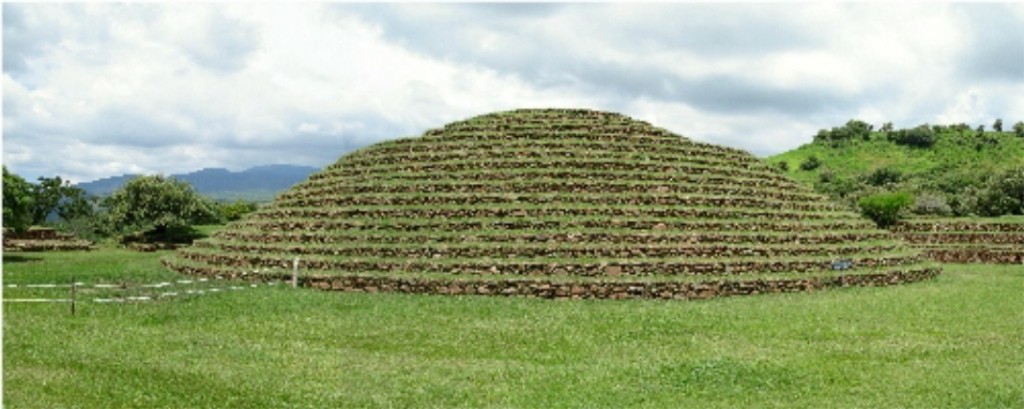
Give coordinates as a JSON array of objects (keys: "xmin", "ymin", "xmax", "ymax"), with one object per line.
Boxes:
[{"xmin": 2, "ymin": 3, "xmax": 1022, "ymax": 183}]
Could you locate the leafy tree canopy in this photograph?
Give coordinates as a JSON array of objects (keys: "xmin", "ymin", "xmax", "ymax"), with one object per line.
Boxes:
[
  {"xmin": 3, "ymin": 166, "xmax": 34, "ymax": 233},
  {"xmin": 103, "ymin": 175, "xmax": 218, "ymax": 235},
  {"xmin": 31, "ymin": 176, "xmax": 94, "ymax": 224}
]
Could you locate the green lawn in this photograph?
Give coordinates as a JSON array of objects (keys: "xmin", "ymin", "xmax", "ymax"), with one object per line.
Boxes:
[{"xmin": 3, "ymin": 248, "xmax": 1022, "ymax": 408}]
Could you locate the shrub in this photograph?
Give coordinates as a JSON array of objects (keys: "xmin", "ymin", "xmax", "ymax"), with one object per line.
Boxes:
[
  {"xmin": 813, "ymin": 119, "xmax": 873, "ymax": 144},
  {"xmin": 865, "ymin": 167, "xmax": 902, "ymax": 187},
  {"xmin": 816, "ymin": 176, "xmax": 859, "ymax": 200},
  {"xmin": 800, "ymin": 155, "xmax": 821, "ymax": 171},
  {"xmin": 775, "ymin": 161, "xmax": 790, "ymax": 172},
  {"xmin": 219, "ymin": 200, "xmax": 259, "ymax": 222},
  {"xmin": 54, "ymin": 214, "xmax": 110, "ymax": 243},
  {"xmin": 948, "ymin": 187, "xmax": 982, "ymax": 217},
  {"xmin": 890, "ymin": 124, "xmax": 936, "ymax": 148},
  {"xmin": 975, "ymin": 167, "xmax": 1024, "ymax": 216},
  {"xmin": 912, "ymin": 194, "xmax": 952, "ymax": 216},
  {"xmin": 858, "ymin": 192, "xmax": 914, "ymax": 228},
  {"xmin": 818, "ymin": 169, "xmax": 835, "ymax": 183}
]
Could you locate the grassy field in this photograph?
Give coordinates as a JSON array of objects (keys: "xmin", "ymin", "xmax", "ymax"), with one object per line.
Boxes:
[{"xmin": 3, "ymin": 247, "xmax": 1023, "ymax": 408}]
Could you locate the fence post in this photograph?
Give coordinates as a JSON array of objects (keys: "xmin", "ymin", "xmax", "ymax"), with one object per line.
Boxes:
[
  {"xmin": 291, "ymin": 257, "xmax": 299, "ymax": 288},
  {"xmin": 70, "ymin": 276, "xmax": 76, "ymax": 316}
]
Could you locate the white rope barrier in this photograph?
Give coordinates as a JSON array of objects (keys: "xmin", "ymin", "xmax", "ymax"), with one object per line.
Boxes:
[
  {"xmin": 6, "ymin": 278, "xmax": 282, "ymax": 304},
  {"xmin": 4, "ymin": 298, "xmax": 73, "ymax": 303},
  {"xmin": 6, "ymin": 276, "xmax": 228, "ymax": 290}
]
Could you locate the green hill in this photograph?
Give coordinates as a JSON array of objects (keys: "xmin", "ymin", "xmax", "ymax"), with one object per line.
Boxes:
[{"xmin": 767, "ymin": 122, "xmax": 1024, "ymax": 217}]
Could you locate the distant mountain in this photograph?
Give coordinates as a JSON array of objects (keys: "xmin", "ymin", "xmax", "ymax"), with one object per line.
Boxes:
[{"xmin": 76, "ymin": 164, "xmax": 319, "ymax": 202}]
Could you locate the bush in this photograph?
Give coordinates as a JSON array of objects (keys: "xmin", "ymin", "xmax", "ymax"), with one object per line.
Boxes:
[
  {"xmin": 813, "ymin": 119, "xmax": 873, "ymax": 145},
  {"xmin": 818, "ymin": 169, "xmax": 835, "ymax": 183},
  {"xmin": 800, "ymin": 155, "xmax": 821, "ymax": 171},
  {"xmin": 775, "ymin": 161, "xmax": 790, "ymax": 172},
  {"xmin": 912, "ymin": 193, "xmax": 952, "ymax": 216},
  {"xmin": 858, "ymin": 192, "xmax": 914, "ymax": 228},
  {"xmin": 975, "ymin": 167, "xmax": 1024, "ymax": 216},
  {"xmin": 54, "ymin": 214, "xmax": 110, "ymax": 243},
  {"xmin": 948, "ymin": 187, "xmax": 982, "ymax": 217},
  {"xmin": 865, "ymin": 167, "xmax": 902, "ymax": 187},
  {"xmin": 816, "ymin": 176, "xmax": 859, "ymax": 201},
  {"xmin": 889, "ymin": 124, "xmax": 936, "ymax": 148},
  {"xmin": 219, "ymin": 200, "xmax": 259, "ymax": 222}
]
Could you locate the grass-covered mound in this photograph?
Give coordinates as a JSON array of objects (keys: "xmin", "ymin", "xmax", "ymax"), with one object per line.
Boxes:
[
  {"xmin": 164, "ymin": 109, "xmax": 938, "ymax": 299},
  {"xmin": 892, "ymin": 217, "xmax": 1024, "ymax": 264}
]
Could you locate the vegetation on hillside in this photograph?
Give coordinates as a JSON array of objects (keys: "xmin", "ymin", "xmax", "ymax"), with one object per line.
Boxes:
[
  {"xmin": 3, "ymin": 168, "xmax": 260, "ymax": 244},
  {"xmin": 768, "ymin": 119, "xmax": 1024, "ymax": 222}
]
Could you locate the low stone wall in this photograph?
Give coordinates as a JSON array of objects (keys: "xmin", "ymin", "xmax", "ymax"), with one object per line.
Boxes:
[
  {"xmin": 165, "ymin": 259, "xmax": 939, "ymax": 301},
  {"xmin": 923, "ymin": 249, "xmax": 1023, "ymax": 264},
  {"xmin": 3, "ymin": 229, "xmax": 92, "ymax": 252},
  {"xmin": 4, "ymin": 229, "xmax": 62, "ymax": 241},
  {"xmin": 3, "ymin": 239, "xmax": 93, "ymax": 252},
  {"xmin": 299, "ymin": 269, "xmax": 940, "ymax": 300}
]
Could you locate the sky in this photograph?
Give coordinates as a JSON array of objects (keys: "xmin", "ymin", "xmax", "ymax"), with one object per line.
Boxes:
[{"xmin": 3, "ymin": 2, "xmax": 1023, "ymax": 184}]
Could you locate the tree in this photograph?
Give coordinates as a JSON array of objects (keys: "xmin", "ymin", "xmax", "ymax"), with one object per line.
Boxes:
[
  {"xmin": 3, "ymin": 166, "xmax": 34, "ymax": 233},
  {"xmin": 56, "ymin": 186, "xmax": 95, "ymax": 222},
  {"xmin": 1013, "ymin": 121, "xmax": 1024, "ymax": 137},
  {"xmin": 103, "ymin": 175, "xmax": 218, "ymax": 236},
  {"xmin": 858, "ymin": 192, "xmax": 914, "ymax": 228},
  {"xmin": 993, "ymin": 118, "xmax": 1003, "ymax": 132},
  {"xmin": 880, "ymin": 122, "xmax": 894, "ymax": 132},
  {"xmin": 31, "ymin": 176, "xmax": 64, "ymax": 224},
  {"xmin": 30, "ymin": 176, "xmax": 94, "ymax": 224}
]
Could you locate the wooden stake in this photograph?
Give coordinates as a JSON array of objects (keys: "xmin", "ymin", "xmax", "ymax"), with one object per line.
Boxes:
[
  {"xmin": 291, "ymin": 257, "xmax": 299, "ymax": 288},
  {"xmin": 70, "ymin": 276, "xmax": 76, "ymax": 316}
]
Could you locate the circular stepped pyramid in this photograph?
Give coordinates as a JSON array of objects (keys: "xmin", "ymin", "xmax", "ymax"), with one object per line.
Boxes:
[
  {"xmin": 892, "ymin": 218, "xmax": 1024, "ymax": 264},
  {"xmin": 164, "ymin": 108, "xmax": 939, "ymax": 300}
]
